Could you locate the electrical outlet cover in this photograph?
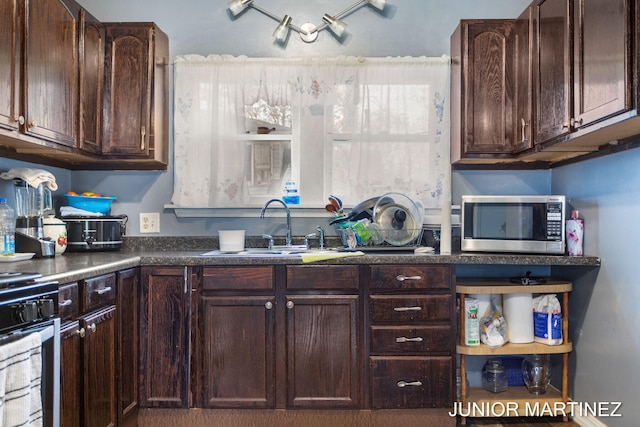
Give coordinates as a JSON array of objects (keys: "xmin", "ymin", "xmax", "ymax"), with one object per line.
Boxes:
[{"xmin": 140, "ymin": 213, "xmax": 160, "ymax": 233}]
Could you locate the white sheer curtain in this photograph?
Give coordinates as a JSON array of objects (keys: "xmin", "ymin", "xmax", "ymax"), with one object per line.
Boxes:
[{"xmin": 172, "ymin": 55, "xmax": 450, "ymax": 216}]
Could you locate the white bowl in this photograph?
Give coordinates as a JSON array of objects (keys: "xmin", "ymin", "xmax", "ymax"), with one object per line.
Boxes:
[{"xmin": 218, "ymin": 230, "xmax": 245, "ymax": 252}]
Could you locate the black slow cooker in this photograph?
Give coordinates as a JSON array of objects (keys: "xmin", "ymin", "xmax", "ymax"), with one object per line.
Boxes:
[{"xmin": 62, "ymin": 215, "xmax": 127, "ymax": 251}]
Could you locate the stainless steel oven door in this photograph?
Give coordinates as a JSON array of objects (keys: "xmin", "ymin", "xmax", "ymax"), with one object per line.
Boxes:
[{"xmin": 10, "ymin": 318, "xmax": 61, "ymax": 427}]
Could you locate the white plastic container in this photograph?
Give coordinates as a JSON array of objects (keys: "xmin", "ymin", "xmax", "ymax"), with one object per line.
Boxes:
[{"xmin": 218, "ymin": 230, "xmax": 245, "ymax": 252}]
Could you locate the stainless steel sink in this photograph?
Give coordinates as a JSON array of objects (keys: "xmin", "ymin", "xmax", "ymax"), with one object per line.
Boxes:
[{"xmin": 199, "ymin": 248, "xmax": 337, "ymax": 257}]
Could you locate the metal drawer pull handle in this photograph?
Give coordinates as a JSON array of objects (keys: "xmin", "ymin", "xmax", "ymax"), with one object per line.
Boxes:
[
  {"xmin": 393, "ymin": 306, "xmax": 422, "ymax": 312},
  {"xmin": 396, "ymin": 275, "xmax": 421, "ymax": 282},
  {"xmin": 77, "ymin": 327, "xmax": 86, "ymax": 338},
  {"xmin": 286, "ymin": 301, "xmax": 294, "ymax": 309},
  {"xmin": 89, "ymin": 323, "xmax": 97, "ymax": 333},
  {"xmin": 396, "ymin": 336, "xmax": 423, "ymax": 343},
  {"xmin": 397, "ymin": 380, "xmax": 422, "ymax": 388},
  {"xmin": 95, "ymin": 287, "xmax": 112, "ymax": 295},
  {"xmin": 59, "ymin": 299, "xmax": 73, "ymax": 307},
  {"xmin": 265, "ymin": 301, "xmax": 273, "ymax": 310}
]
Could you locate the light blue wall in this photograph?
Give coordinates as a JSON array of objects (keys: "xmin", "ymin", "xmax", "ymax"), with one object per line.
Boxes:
[
  {"xmin": 552, "ymin": 148, "xmax": 640, "ymax": 426},
  {"xmin": 66, "ymin": 0, "xmax": 533, "ymax": 237}
]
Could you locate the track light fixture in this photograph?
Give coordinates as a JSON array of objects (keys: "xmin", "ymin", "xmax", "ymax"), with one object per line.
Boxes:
[{"xmin": 227, "ymin": 0, "xmax": 389, "ymax": 44}]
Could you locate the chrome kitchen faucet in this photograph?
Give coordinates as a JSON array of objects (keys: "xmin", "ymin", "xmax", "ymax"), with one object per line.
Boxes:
[{"xmin": 259, "ymin": 198, "xmax": 293, "ymax": 247}]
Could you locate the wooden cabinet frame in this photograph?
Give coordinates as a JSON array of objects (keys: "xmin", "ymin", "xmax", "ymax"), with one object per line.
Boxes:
[{"xmin": 456, "ymin": 280, "xmax": 572, "ymax": 423}]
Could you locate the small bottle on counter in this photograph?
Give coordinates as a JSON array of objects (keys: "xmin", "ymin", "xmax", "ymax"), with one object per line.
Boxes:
[
  {"xmin": 0, "ymin": 198, "xmax": 16, "ymax": 255},
  {"xmin": 282, "ymin": 180, "xmax": 300, "ymax": 205}
]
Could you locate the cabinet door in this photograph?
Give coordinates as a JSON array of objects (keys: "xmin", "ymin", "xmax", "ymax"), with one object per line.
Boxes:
[
  {"xmin": 79, "ymin": 9, "xmax": 104, "ymax": 154},
  {"xmin": 201, "ymin": 296, "xmax": 276, "ymax": 408},
  {"xmin": 514, "ymin": 7, "xmax": 533, "ymax": 152},
  {"xmin": 103, "ymin": 24, "xmax": 150, "ymax": 157},
  {"xmin": 533, "ymin": 0, "xmax": 572, "ymax": 144},
  {"xmin": 140, "ymin": 266, "xmax": 191, "ymax": 408},
  {"xmin": 117, "ymin": 268, "xmax": 139, "ymax": 422},
  {"xmin": 103, "ymin": 23, "xmax": 169, "ymax": 165},
  {"xmin": 573, "ymin": 0, "xmax": 631, "ymax": 128},
  {"xmin": 0, "ymin": 0, "xmax": 20, "ymax": 131},
  {"xmin": 81, "ymin": 305, "xmax": 117, "ymax": 427},
  {"xmin": 24, "ymin": 0, "xmax": 78, "ymax": 146},
  {"xmin": 451, "ymin": 20, "xmax": 517, "ymax": 158},
  {"xmin": 60, "ymin": 320, "xmax": 82, "ymax": 427},
  {"xmin": 286, "ymin": 295, "xmax": 360, "ymax": 408}
]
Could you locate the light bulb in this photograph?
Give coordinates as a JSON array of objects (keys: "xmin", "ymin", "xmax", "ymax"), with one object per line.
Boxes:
[
  {"xmin": 368, "ymin": 0, "xmax": 386, "ymax": 11},
  {"xmin": 273, "ymin": 15, "xmax": 292, "ymax": 42},
  {"xmin": 228, "ymin": 0, "xmax": 252, "ymax": 16},
  {"xmin": 322, "ymin": 14, "xmax": 347, "ymax": 37}
]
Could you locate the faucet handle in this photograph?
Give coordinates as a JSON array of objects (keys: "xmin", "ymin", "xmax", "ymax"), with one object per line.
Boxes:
[
  {"xmin": 316, "ymin": 226, "xmax": 326, "ymax": 249},
  {"xmin": 261, "ymin": 234, "xmax": 274, "ymax": 250},
  {"xmin": 304, "ymin": 233, "xmax": 317, "ymax": 249}
]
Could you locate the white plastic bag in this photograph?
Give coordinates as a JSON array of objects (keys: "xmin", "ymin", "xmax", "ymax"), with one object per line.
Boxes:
[
  {"xmin": 480, "ymin": 302, "xmax": 509, "ymax": 347},
  {"xmin": 532, "ymin": 294, "xmax": 563, "ymax": 345}
]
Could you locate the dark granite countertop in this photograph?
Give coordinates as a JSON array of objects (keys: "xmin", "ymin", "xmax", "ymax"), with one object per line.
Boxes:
[{"xmin": 2, "ymin": 242, "xmax": 601, "ymax": 285}]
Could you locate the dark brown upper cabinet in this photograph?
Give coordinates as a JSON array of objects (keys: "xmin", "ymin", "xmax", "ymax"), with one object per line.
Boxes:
[
  {"xmin": 102, "ymin": 23, "xmax": 169, "ymax": 168},
  {"xmin": 514, "ymin": 7, "xmax": 534, "ymax": 154},
  {"xmin": 0, "ymin": 0, "xmax": 79, "ymax": 147},
  {"xmin": 451, "ymin": 20, "xmax": 521, "ymax": 163},
  {"xmin": 532, "ymin": 0, "xmax": 572, "ymax": 145},
  {"xmin": 452, "ymin": 0, "xmax": 639, "ymax": 167},
  {"xmin": 78, "ymin": 9, "xmax": 105, "ymax": 155},
  {"xmin": 0, "ymin": 0, "xmax": 169, "ymax": 170},
  {"xmin": 24, "ymin": 0, "xmax": 79, "ymax": 147},
  {"xmin": 571, "ymin": 0, "xmax": 632, "ymax": 129},
  {"xmin": 0, "ymin": 0, "xmax": 21, "ymax": 133}
]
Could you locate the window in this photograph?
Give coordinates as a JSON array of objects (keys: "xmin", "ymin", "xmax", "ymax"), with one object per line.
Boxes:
[{"xmin": 172, "ymin": 55, "xmax": 450, "ymax": 212}]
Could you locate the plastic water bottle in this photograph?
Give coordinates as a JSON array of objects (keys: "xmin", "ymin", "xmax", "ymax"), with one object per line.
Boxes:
[
  {"xmin": 282, "ymin": 180, "xmax": 300, "ymax": 205},
  {"xmin": 0, "ymin": 198, "xmax": 16, "ymax": 255}
]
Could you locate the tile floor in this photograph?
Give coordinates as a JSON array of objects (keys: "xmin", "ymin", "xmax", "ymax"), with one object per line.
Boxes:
[{"xmin": 459, "ymin": 416, "xmax": 580, "ymax": 427}]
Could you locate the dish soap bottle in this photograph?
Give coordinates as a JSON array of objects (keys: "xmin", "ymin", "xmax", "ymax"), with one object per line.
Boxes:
[
  {"xmin": 0, "ymin": 198, "xmax": 16, "ymax": 255},
  {"xmin": 282, "ymin": 180, "xmax": 300, "ymax": 205}
]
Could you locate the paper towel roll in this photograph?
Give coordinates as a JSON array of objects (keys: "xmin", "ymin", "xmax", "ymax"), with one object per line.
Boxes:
[
  {"xmin": 469, "ymin": 294, "xmax": 503, "ymax": 319},
  {"xmin": 503, "ymin": 293, "xmax": 534, "ymax": 343}
]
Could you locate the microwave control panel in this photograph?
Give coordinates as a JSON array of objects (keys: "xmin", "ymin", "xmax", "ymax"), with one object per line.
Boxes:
[{"xmin": 546, "ymin": 202, "xmax": 564, "ymax": 240}]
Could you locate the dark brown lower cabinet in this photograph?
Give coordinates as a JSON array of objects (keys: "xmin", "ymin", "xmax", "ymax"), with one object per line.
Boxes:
[
  {"xmin": 60, "ymin": 320, "xmax": 82, "ymax": 427},
  {"xmin": 81, "ymin": 306, "xmax": 117, "ymax": 427},
  {"xmin": 195, "ymin": 265, "xmax": 362, "ymax": 409},
  {"xmin": 60, "ymin": 269, "xmax": 139, "ymax": 427},
  {"xmin": 370, "ymin": 356, "xmax": 453, "ymax": 408},
  {"xmin": 139, "ymin": 266, "xmax": 191, "ymax": 408},
  {"xmin": 368, "ymin": 265, "xmax": 455, "ymax": 409},
  {"xmin": 200, "ymin": 296, "xmax": 276, "ymax": 408},
  {"xmin": 285, "ymin": 295, "xmax": 360, "ymax": 408},
  {"xmin": 145, "ymin": 263, "xmax": 453, "ymax": 412},
  {"xmin": 117, "ymin": 268, "xmax": 139, "ymax": 424},
  {"xmin": 60, "ymin": 274, "xmax": 118, "ymax": 427}
]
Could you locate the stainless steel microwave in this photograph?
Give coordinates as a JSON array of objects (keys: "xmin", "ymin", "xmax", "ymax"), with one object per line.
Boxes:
[{"xmin": 461, "ymin": 195, "xmax": 565, "ymax": 254}]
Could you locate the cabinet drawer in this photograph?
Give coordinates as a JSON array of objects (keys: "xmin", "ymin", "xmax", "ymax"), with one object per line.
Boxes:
[
  {"xmin": 58, "ymin": 283, "xmax": 79, "ymax": 320},
  {"xmin": 202, "ymin": 266, "xmax": 274, "ymax": 291},
  {"xmin": 370, "ymin": 356, "xmax": 452, "ymax": 408},
  {"xmin": 82, "ymin": 274, "xmax": 116, "ymax": 313},
  {"xmin": 369, "ymin": 294, "xmax": 451, "ymax": 322},
  {"xmin": 286, "ymin": 265, "xmax": 359, "ymax": 290},
  {"xmin": 370, "ymin": 325, "xmax": 452, "ymax": 354},
  {"xmin": 370, "ymin": 265, "xmax": 451, "ymax": 290}
]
